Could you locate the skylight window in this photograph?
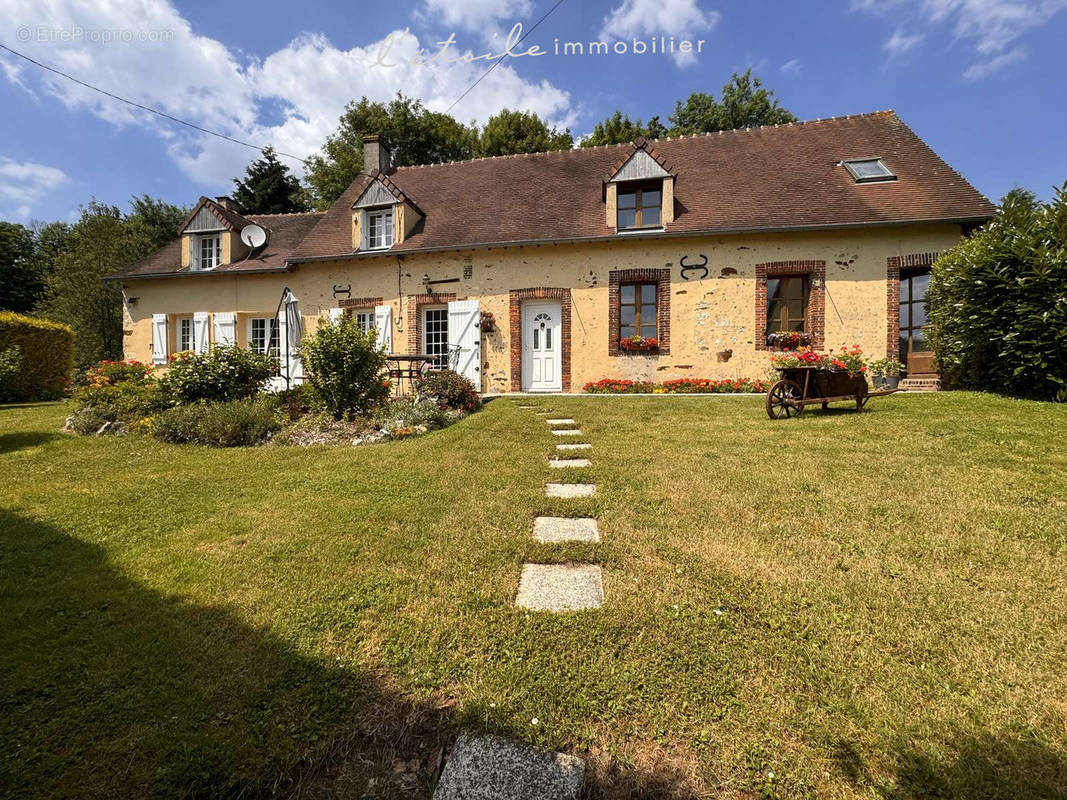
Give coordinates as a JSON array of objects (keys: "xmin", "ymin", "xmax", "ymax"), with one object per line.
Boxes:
[{"xmin": 842, "ymin": 158, "xmax": 896, "ymax": 183}]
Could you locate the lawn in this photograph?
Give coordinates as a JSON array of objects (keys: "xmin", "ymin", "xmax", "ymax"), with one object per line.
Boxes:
[{"xmin": 1, "ymin": 393, "xmax": 1065, "ymax": 799}]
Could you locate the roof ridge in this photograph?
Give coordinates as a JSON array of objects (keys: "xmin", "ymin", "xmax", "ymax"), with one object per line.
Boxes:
[{"xmin": 247, "ymin": 210, "xmax": 325, "ymax": 218}]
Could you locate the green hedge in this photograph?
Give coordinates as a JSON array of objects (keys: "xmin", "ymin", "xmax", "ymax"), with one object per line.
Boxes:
[{"xmin": 0, "ymin": 312, "xmax": 74, "ymax": 401}]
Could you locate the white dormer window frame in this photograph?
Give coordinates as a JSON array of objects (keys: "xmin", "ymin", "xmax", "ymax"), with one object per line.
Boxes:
[
  {"xmin": 841, "ymin": 158, "xmax": 896, "ymax": 183},
  {"xmin": 364, "ymin": 207, "xmax": 394, "ymax": 250},
  {"xmin": 196, "ymin": 233, "xmax": 222, "ymax": 270}
]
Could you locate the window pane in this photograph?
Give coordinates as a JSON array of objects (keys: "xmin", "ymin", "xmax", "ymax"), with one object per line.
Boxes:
[
  {"xmin": 640, "ymin": 284, "xmax": 656, "ymax": 303},
  {"xmin": 900, "ymin": 278, "xmax": 911, "ymax": 302},
  {"xmin": 545, "ymin": 328, "xmax": 552, "ymax": 349},
  {"xmin": 618, "ymin": 191, "xmax": 636, "ymax": 209},
  {"xmin": 639, "ymin": 323, "xmax": 656, "ymax": 337},
  {"xmin": 642, "ymin": 206, "xmax": 661, "ymax": 226},
  {"xmin": 620, "ymin": 324, "xmax": 636, "ymax": 338},
  {"xmin": 911, "ymin": 271, "xmax": 930, "ymax": 298},
  {"xmin": 912, "ymin": 329, "xmax": 929, "ymax": 352},
  {"xmin": 900, "ymin": 334, "xmax": 910, "ymax": 356},
  {"xmin": 641, "ymin": 304, "xmax": 657, "ymax": 325},
  {"xmin": 911, "ymin": 302, "xmax": 927, "ymax": 328},
  {"xmin": 899, "ymin": 303, "xmax": 910, "ymax": 329},
  {"xmin": 620, "ymin": 285, "xmax": 635, "ymax": 304},
  {"xmin": 617, "ymin": 209, "xmax": 636, "ymax": 228},
  {"xmin": 767, "ymin": 278, "xmax": 783, "ymax": 300},
  {"xmin": 620, "ymin": 305, "xmax": 635, "ymax": 326},
  {"xmin": 641, "ymin": 190, "xmax": 661, "ymax": 207}
]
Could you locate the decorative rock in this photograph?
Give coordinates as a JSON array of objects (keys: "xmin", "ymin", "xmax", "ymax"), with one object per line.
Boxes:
[
  {"xmin": 433, "ymin": 732, "xmax": 585, "ymax": 800},
  {"xmin": 551, "ymin": 429, "xmax": 582, "ymax": 436},
  {"xmin": 556, "ymin": 443, "xmax": 591, "ymax": 450},
  {"xmin": 545, "ymin": 418, "xmax": 575, "ymax": 425},
  {"xmin": 533, "ymin": 516, "xmax": 599, "ymax": 543},
  {"xmin": 95, "ymin": 421, "xmax": 112, "ymax": 436},
  {"xmin": 549, "ymin": 458, "xmax": 591, "ymax": 468},
  {"xmin": 545, "ymin": 483, "xmax": 596, "ymax": 498},
  {"xmin": 516, "ymin": 563, "xmax": 604, "ymax": 611}
]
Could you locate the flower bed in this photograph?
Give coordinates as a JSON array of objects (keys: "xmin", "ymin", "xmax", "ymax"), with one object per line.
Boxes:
[{"xmin": 583, "ymin": 377, "xmax": 770, "ymax": 394}]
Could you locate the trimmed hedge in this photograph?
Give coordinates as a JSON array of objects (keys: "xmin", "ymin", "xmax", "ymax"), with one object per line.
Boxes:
[{"xmin": 0, "ymin": 312, "xmax": 74, "ymax": 401}]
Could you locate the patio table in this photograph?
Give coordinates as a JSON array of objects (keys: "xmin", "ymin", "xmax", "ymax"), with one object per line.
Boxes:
[{"xmin": 386, "ymin": 353, "xmax": 435, "ymax": 395}]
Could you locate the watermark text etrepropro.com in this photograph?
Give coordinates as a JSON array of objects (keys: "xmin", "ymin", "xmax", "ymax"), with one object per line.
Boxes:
[{"xmin": 16, "ymin": 26, "xmax": 175, "ymax": 44}]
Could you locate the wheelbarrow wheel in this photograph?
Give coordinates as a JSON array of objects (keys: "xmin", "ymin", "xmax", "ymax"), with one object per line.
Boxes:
[{"xmin": 766, "ymin": 379, "xmax": 804, "ymax": 419}]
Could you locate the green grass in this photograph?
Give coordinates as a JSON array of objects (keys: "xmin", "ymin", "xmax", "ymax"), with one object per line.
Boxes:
[{"xmin": 1, "ymin": 393, "xmax": 1065, "ymax": 799}]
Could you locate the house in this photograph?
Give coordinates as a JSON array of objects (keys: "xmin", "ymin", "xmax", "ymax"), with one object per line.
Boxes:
[{"xmin": 112, "ymin": 111, "xmax": 995, "ymax": 392}]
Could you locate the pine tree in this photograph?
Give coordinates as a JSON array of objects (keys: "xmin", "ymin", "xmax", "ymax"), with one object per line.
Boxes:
[{"xmin": 232, "ymin": 147, "xmax": 310, "ymax": 214}]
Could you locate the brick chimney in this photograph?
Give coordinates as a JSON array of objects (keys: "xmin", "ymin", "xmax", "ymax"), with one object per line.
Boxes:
[
  {"xmin": 214, "ymin": 196, "xmax": 245, "ymax": 214},
  {"xmin": 362, "ymin": 134, "xmax": 390, "ymax": 174}
]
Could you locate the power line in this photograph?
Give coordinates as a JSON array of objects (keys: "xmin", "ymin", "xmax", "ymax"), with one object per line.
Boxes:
[
  {"xmin": 445, "ymin": 0, "xmax": 567, "ymax": 114},
  {"xmin": 0, "ymin": 42, "xmax": 310, "ymax": 165}
]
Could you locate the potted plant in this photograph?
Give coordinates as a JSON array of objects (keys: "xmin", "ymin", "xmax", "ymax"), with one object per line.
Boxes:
[
  {"xmin": 869, "ymin": 358, "xmax": 887, "ymax": 389},
  {"xmin": 766, "ymin": 330, "xmax": 812, "ymax": 350},
  {"xmin": 619, "ymin": 335, "xmax": 659, "ymax": 352},
  {"xmin": 479, "ymin": 310, "xmax": 497, "ymax": 334},
  {"xmin": 882, "ymin": 358, "xmax": 904, "ymax": 389}
]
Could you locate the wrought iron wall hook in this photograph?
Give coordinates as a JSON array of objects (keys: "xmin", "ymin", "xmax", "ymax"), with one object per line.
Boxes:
[
  {"xmin": 679, "ymin": 254, "xmax": 709, "ymax": 280},
  {"xmin": 332, "ymin": 284, "xmax": 352, "ymax": 299}
]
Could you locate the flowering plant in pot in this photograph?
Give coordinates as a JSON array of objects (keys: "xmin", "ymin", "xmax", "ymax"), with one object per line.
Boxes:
[
  {"xmin": 869, "ymin": 358, "xmax": 904, "ymax": 389},
  {"xmin": 479, "ymin": 310, "xmax": 497, "ymax": 334},
  {"xmin": 766, "ymin": 330, "xmax": 812, "ymax": 350},
  {"xmin": 769, "ymin": 347, "xmax": 826, "ymax": 369},
  {"xmin": 619, "ymin": 335, "xmax": 659, "ymax": 352},
  {"xmin": 827, "ymin": 345, "xmax": 868, "ymax": 377}
]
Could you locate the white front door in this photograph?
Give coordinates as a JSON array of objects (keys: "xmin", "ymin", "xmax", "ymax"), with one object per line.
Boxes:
[{"xmin": 521, "ymin": 301, "xmax": 561, "ymax": 392}]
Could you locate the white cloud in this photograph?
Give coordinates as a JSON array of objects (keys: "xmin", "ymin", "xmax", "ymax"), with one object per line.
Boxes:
[
  {"xmin": 0, "ymin": 158, "xmax": 68, "ymax": 219},
  {"xmin": 417, "ymin": 0, "xmax": 532, "ymax": 34},
  {"xmin": 883, "ymin": 28, "xmax": 924, "ymax": 56},
  {"xmin": 0, "ymin": 0, "xmax": 574, "ymax": 194},
  {"xmin": 779, "ymin": 58, "xmax": 802, "ymax": 74},
  {"xmin": 962, "ymin": 44, "xmax": 1027, "ymax": 78},
  {"xmin": 853, "ymin": 0, "xmax": 1067, "ymax": 78},
  {"xmin": 599, "ymin": 0, "xmax": 719, "ymax": 67}
]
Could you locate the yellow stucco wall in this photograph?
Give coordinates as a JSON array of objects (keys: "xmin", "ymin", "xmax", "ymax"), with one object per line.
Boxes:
[{"xmin": 121, "ymin": 224, "xmax": 962, "ymax": 391}]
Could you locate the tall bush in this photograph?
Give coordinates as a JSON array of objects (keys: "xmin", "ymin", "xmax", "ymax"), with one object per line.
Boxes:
[
  {"xmin": 300, "ymin": 315, "xmax": 389, "ymax": 419},
  {"xmin": 927, "ymin": 186, "xmax": 1067, "ymax": 401},
  {"xmin": 0, "ymin": 312, "xmax": 74, "ymax": 401},
  {"xmin": 160, "ymin": 345, "xmax": 275, "ymax": 405}
]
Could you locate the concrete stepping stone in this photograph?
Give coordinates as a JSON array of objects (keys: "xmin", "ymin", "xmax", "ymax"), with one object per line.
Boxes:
[
  {"xmin": 549, "ymin": 458, "xmax": 591, "ymax": 468},
  {"xmin": 546, "ymin": 418, "xmax": 575, "ymax": 425},
  {"xmin": 556, "ymin": 443, "xmax": 592, "ymax": 450},
  {"xmin": 516, "ymin": 564, "xmax": 604, "ymax": 611},
  {"xmin": 545, "ymin": 483, "xmax": 596, "ymax": 498},
  {"xmin": 433, "ymin": 731, "xmax": 584, "ymax": 800},
  {"xmin": 551, "ymin": 429, "xmax": 582, "ymax": 436},
  {"xmin": 533, "ymin": 516, "xmax": 600, "ymax": 543}
]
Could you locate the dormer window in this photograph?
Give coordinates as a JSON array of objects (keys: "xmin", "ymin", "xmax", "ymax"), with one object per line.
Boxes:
[
  {"xmin": 617, "ymin": 183, "xmax": 662, "ymax": 230},
  {"xmin": 198, "ymin": 234, "xmax": 221, "ymax": 269},
  {"xmin": 842, "ymin": 158, "xmax": 895, "ymax": 183},
  {"xmin": 365, "ymin": 207, "xmax": 394, "ymax": 250}
]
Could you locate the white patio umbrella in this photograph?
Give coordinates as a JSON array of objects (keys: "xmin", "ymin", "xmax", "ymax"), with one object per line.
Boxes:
[{"xmin": 270, "ymin": 287, "xmax": 304, "ymax": 389}]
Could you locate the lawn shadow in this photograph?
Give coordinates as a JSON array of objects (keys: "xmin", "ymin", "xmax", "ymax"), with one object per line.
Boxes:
[
  {"xmin": 0, "ymin": 509, "xmax": 455, "ymax": 799},
  {"xmin": 0, "ymin": 431, "xmax": 62, "ymax": 454}
]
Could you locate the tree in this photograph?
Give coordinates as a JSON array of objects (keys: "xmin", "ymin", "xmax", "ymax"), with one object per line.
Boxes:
[
  {"xmin": 927, "ymin": 185, "xmax": 1067, "ymax": 401},
  {"xmin": 669, "ymin": 70, "xmax": 796, "ymax": 134},
  {"xmin": 305, "ymin": 94, "xmax": 479, "ymax": 209},
  {"xmin": 478, "ymin": 109, "xmax": 573, "ymax": 157},
  {"xmin": 232, "ymin": 147, "xmax": 310, "ymax": 214},
  {"xmin": 581, "ymin": 111, "xmax": 668, "ymax": 147},
  {"xmin": 0, "ymin": 222, "xmax": 42, "ymax": 313}
]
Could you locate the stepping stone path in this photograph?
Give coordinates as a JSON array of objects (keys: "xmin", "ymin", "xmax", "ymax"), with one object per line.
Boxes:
[
  {"xmin": 516, "ymin": 564, "xmax": 604, "ymax": 611},
  {"xmin": 546, "ymin": 418, "xmax": 575, "ymax": 425},
  {"xmin": 545, "ymin": 482, "xmax": 596, "ymax": 498},
  {"xmin": 533, "ymin": 516, "xmax": 599, "ymax": 542},
  {"xmin": 549, "ymin": 458, "xmax": 591, "ymax": 468},
  {"xmin": 433, "ymin": 732, "xmax": 585, "ymax": 800},
  {"xmin": 556, "ymin": 442, "xmax": 591, "ymax": 450},
  {"xmin": 551, "ymin": 429, "xmax": 582, "ymax": 436}
]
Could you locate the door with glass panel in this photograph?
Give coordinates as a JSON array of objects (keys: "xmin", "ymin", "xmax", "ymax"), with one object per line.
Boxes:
[
  {"xmin": 899, "ymin": 269, "xmax": 935, "ymax": 375},
  {"xmin": 422, "ymin": 307, "xmax": 449, "ymax": 368},
  {"xmin": 521, "ymin": 301, "xmax": 561, "ymax": 391}
]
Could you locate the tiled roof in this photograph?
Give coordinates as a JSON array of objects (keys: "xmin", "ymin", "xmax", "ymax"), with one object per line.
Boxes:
[
  {"xmin": 177, "ymin": 196, "xmax": 253, "ymax": 233},
  {"xmin": 116, "ymin": 211, "xmax": 324, "ymax": 278},
  {"xmin": 292, "ymin": 110, "xmax": 993, "ymax": 260}
]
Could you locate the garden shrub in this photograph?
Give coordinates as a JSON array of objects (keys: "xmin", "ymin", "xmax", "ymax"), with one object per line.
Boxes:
[
  {"xmin": 0, "ymin": 312, "xmax": 74, "ymax": 401},
  {"xmin": 152, "ymin": 398, "xmax": 281, "ymax": 447},
  {"xmin": 927, "ymin": 186, "xmax": 1067, "ymax": 401},
  {"xmin": 68, "ymin": 358, "xmax": 167, "ymax": 432},
  {"xmin": 160, "ymin": 345, "xmax": 276, "ymax": 405},
  {"xmin": 0, "ymin": 345, "xmax": 22, "ymax": 402},
  {"xmin": 415, "ymin": 369, "xmax": 481, "ymax": 410},
  {"xmin": 374, "ymin": 397, "xmax": 450, "ymax": 433},
  {"xmin": 300, "ymin": 315, "xmax": 389, "ymax": 419}
]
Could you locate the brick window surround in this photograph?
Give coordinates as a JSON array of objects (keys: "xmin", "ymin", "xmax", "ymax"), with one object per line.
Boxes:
[
  {"xmin": 755, "ymin": 260, "xmax": 826, "ymax": 350},
  {"xmin": 608, "ymin": 268, "xmax": 671, "ymax": 356},
  {"xmin": 886, "ymin": 252, "xmax": 938, "ymax": 361},
  {"xmin": 509, "ymin": 288, "xmax": 572, "ymax": 392},
  {"xmin": 338, "ymin": 296, "xmax": 382, "ymax": 310},
  {"xmin": 406, "ymin": 292, "xmax": 456, "ymax": 353}
]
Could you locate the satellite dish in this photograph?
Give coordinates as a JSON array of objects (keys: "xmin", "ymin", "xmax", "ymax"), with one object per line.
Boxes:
[{"xmin": 240, "ymin": 224, "xmax": 268, "ymax": 250}]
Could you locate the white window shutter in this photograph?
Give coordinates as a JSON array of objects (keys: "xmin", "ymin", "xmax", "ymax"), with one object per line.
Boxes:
[
  {"xmin": 151, "ymin": 313, "xmax": 168, "ymax": 364},
  {"xmin": 328, "ymin": 307, "xmax": 344, "ymax": 323},
  {"xmin": 447, "ymin": 299, "xmax": 481, "ymax": 386},
  {"xmin": 213, "ymin": 312, "xmax": 236, "ymax": 346},
  {"xmin": 358, "ymin": 211, "xmax": 368, "ymax": 250},
  {"xmin": 193, "ymin": 312, "xmax": 210, "ymax": 354},
  {"xmin": 374, "ymin": 304, "xmax": 392, "ymax": 352},
  {"xmin": 190, "ymin": 236, "xmax": 199, "ymax": 271}
]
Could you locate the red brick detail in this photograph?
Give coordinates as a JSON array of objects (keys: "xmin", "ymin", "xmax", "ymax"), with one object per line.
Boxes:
[
  {"xmin": 886, "ymin": 252, "xmax": 938, "ymax": 360},
  {"xmin": 406, "ymin": 292, "xmax": 456, "ymax": 353},
  {"xmin": 509, "ymin": 288, "xmax": 572, "ymax": 392},
  {"xmin": 755, "ymin": 260, "xmax": 826, "ymax": 350},
  {"xmin": 338, "ymin": 296, "xmax": 382, "ymax": 310},
  {"xmin": 607, "ymin": 268, "xmax": 671, "ymax": 356}
]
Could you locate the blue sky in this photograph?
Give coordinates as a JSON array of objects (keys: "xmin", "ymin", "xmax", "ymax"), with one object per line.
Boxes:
[{"xmin": 1, "ymin": 0, "xmax": 1065, "ymax": 224}]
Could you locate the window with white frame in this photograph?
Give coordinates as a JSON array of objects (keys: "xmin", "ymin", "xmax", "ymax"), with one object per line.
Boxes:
[
  {"xmin": 177, "ymin": 317, "xmax": 193, "ymax": 353},
  {"xmin": 365, "ymin": 208, "xmax": 394, "ymax": 249},
  {"xmin": 348, "ymin": 309, "xmax": 374, "ymax": 333},
  {"xmin": 422, "ymin": 307, "xmax": 449, "ymax": 368},
  {"xmin": 249, "ymin": 317, "xmax": 279, "ymax": 356},
  {"xmin": 198, "ymin": 234, "xmax": 222, "ymax": 269}
]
